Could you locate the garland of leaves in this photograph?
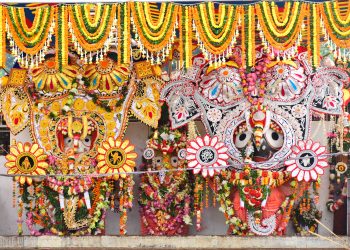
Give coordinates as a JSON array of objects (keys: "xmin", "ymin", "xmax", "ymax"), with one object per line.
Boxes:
[
  {"xmin": 5, "ymin": 6, "xmax": 54, "ymax": 54},
  {"xmin": 192, "ymin": 3, "xmax": 240, "ymax": 55},
  {"xmin": 130, "ymin": 2, "xmax": 178, "ymax": 52}
]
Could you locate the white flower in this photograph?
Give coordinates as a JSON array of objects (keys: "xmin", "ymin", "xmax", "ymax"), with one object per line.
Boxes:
[
  {"xmin": 207, "ymin": 108, "xmax": 222, "ymax": 123},
  {"xmin": 160, "ymin": 132, "xmax": 169, "ymax": 140},
  {"xmin": 62, "ymin": 105, "xmax": 71, "ymax": 112}
]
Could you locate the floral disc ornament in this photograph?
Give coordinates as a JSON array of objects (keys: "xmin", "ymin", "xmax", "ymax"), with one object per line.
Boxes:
[
  {"xmin": 5, "ymin": 142, "xmax": 48, "ymax": 185},
  {"xmin": 284, "ymin": 140, "xmax": 328, "ymax": 182},
  {"xmin": 186, "ymin": 134, "xmax": 229, "ymax": 177},
  {"xmin": 97, "ymin": 137, "xmax": 137, "ymax": 180}
]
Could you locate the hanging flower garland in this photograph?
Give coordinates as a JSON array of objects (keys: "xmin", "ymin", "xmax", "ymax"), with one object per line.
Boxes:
[
  {"xmin": 255, "ymin": 2, "xmax": 306, "ymax": 51},
  {"xmin": 5, "ymin": 142, "xmax": 48, "ymax": 185},
  {"xmin": 23, "ymin": 179, "xmax": 111, "ymax": 236},
  {"xmin": 5, "ymin": 5, "xmax": 55, "ymax": 68},
  {"xmin": 192, "ymin": 3, "xmax": 241, "ymax": 66},
  {"xmin": 130, "ymin": 2, "xmax": 178, "ymax": 65},
  {"xmin": 320, "ymin": 2, "xmax": 350, "ymax": 48},
  {"xmin": 68, "ymin": 4, "xmax": 116, "ymax": 63},
  {"xmin": 96, "ymin": 137, "xmax": 137, "ymax": 180},
  {"xmin": 46, "ymin": 177, "xmax": 94, "ymax": 196},
  {"xmin": 285, "ymin": 140, "xmax": 328, "ymax": 182},
  {"xmin": 0, "ymin": 6, "xmax": 5, "ymax": 68},
  {"xmin": 292, "ymin": 190, "xmax": 322, "ymax": 235},
  {"xmin": 308, "ymin": 4, "xmax": 321, "ymax": 69},
  {"xmin": 117, "ymin": 3, "xmax": 131, "ymax": 65},
  {"xmin": 186, "ymin": 134, "xmax": 229, "ymax": 178},
  {"xmin": 241, "ymin": 5, "xmax": 256, "ymax": 68},
  {"xmin": 55, "ymin": 5, "xmax": 69, "ymax": 71},
  {"xmin": 239, "ymin": 56, "xmax": 270, "ymax": 107},
  {"xmin": 139, "ymin": 167, "xmax": 192, "ymax": 235},
  {"xmin": 178, "ymin": 5, "xmax": 192, "ymax": 69},
  {"xmin": 216, "ymin": 169, "xmax": 293, "ymax": 235}
]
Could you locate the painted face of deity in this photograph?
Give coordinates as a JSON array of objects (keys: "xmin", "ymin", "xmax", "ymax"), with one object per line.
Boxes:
[
  {"xmin": 56, "ymin": 117, "xmax": 98, "ymax": 155},
  {"xmin": 233, "ymin": 120, "xmax": 284, "ymax": 162}
]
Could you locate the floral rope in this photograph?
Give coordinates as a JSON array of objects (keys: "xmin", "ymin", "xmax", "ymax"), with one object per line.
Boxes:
[
  {"xmin": 130, "ymin": 2, "xmax": 178, "ymax": 52},
  {"xmin": 5, "ymin": 6, "xmax": 54, "ymax": 54},
  {"xmin": 55, "ymin": 5, "xmax": 68, "ymax": 71}
]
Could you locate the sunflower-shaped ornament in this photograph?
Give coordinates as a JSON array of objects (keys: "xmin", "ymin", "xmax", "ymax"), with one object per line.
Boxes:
[
  {"xmin": 5, "ymin": 142, "xmax": 48, "ymax": 185},
  {"xmin": 96, "ymin": 137, "xmax": 137, "ymax": 180}
]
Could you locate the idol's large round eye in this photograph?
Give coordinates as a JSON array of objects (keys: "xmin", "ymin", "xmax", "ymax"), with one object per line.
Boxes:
[
  {"xmin": 64, "ymin": 137, "xmax": 73, "ymax": 146},
  {"xmin": 153, "ymin": 156, "xmax": 162, "ymax": 167},
  {"xmin": 171, "ymin": 156, "xmax": 179, "ymax": 167},
  {"xmin": 235, "ymin": 131, "xmax": 252, "ymax": 149},
  {"xmin": 265, "ymin": 128, "xmax": 284, "ymax": 149}
]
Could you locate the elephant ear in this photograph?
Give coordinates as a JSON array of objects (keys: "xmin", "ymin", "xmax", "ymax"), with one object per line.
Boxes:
[
  {"xmin": 310, "ymin": 67, "xmax": 349, "ymax": 115},
  {"xmin": 160, "ymin": 79, "xmax": 200, "ymax": 130}
]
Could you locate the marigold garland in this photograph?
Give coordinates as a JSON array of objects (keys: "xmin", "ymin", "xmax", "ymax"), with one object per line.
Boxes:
[
  {"xmin": 308, "ymin": 4, "xmax": 320, "ymax": 68},
  {"xmin": 0, "ymin": 5, "xmax": 5, "ymax": 68},
  {"xmin": 68, "ymin": 4, "xmax": 115, "ymax": 52},
  {"xmin": 192, "ymin": 3, "xmax": 240, "ymax": 55},
  {"xmin": 5, "ymin": 6, "xmax": 54, "ymax": 55},
  {"xmin": 55, "ymin": 5, "xmax": 68, "ymax": 71},
  {"xmin": 117, "ymin": 3, "xmax": 131, "ymax": 65},
  {"xmin": 130, "ymin": 2, "xmax": 178, "ymax": 52},
  {"xmin": 320, "ymin": 2, "xmax": 350, "ymax": 48},
  {"xmin": 255, "ymin": 2, "xmax": 306, "ymax": 50},
  {"xmin": 178, "ymin": 5, "xmax": 192, "ymax": 68},
  {"xmin": 241, "ymin": 5, "xmax": 255, "ymax": 68}
]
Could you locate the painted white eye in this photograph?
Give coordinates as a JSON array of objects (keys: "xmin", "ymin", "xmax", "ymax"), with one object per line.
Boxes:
[
  {"xmin": 64, "ymin": 137, "xmax": 73, "ymax": 147},
  {"xmin": 235, "ymin": 131, "xmax": 252, "ymax": 149},
  {"xmin": 171, "ymin": 156, "xmax": 179, "ymax": 167},
  {"xmin": 152, "ymin": 156, "xmax": 163, "ymax": 168},
  {"xmin": 265, "ymin": 128, "xmax": 284, "ymax": 149}
]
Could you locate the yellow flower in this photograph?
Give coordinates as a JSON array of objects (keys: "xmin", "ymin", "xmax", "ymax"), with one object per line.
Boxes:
[
  {"xmin": 86, "ymin": 100, "xmax": 96, "ymax": 111},
  {"xmin": 73, "ymin": 99, "xmax": 85, "ymax": 111},
  {"xmin": 5, "ymin": 142, "xmax": 48, "ymax": 185},
  {"xmin": 96, "ymin": 137, "xmax": 137, "ymax": 180},
  {"xmin": 51, "ymin": 101, "xmax": 61, "ymax": 112}
]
